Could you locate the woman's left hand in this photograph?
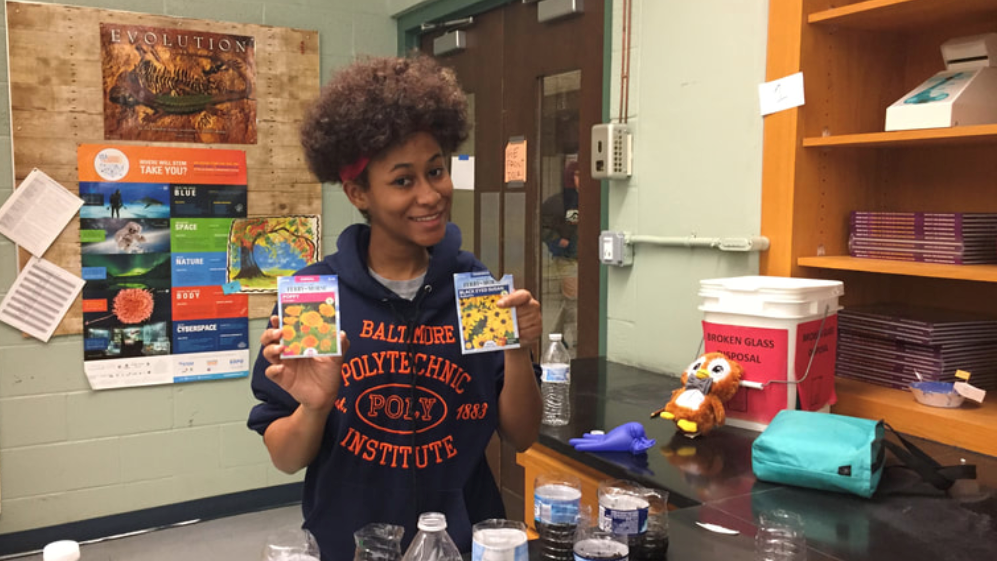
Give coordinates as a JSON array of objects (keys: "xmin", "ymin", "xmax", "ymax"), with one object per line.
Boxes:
[{"xmin": 498, "ymin": 289, "xmax": 542, "ymax": 347}]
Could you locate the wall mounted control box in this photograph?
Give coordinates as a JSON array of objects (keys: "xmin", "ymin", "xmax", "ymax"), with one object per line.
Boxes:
[
  {"xmin": 591, "ymin": 123, "xmax": 632, "ymax": 180},
  {"xmin": 599, "ymin": 231, "xmax": 633, "ymax": 267}
]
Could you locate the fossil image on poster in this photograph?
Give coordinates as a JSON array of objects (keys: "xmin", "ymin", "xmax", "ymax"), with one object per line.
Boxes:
[{"xmin": 100, "ymin": 23, "xmax": 257, "ymax": 144}]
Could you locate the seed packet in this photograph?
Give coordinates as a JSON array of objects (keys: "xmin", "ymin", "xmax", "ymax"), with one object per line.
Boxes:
[
  {"xmin": 454, "ymin": 271, "xmax": 520, "ymax": 354},
  {"xmin": 277, "ymin": 275, "xmax": 341, "ymax": 358}
]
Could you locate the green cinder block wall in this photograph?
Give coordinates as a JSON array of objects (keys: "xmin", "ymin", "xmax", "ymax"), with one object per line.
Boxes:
[
  {"xmin": 0, "ymin": 0, "xmax": 392, "ymax": 536},
  {"xmin": 603, "ymin": 0, "xmax": 768, "ymax": 374}
]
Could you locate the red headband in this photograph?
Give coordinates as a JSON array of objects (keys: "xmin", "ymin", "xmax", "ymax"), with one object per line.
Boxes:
[{"xmin": 339, "ymin": 157, "xmax": 370, "ymax": 184}]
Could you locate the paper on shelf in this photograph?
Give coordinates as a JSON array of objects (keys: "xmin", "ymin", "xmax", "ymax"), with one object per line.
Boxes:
[
  {"xmin": 954, "ymin": 382, "xmax": 986, "ymax": 403},
  {"xmin": 0, "ymin": 168, "xmax": 83, "ymax": 258},
  {"xmin": 0, "ymin": 256, "xmax": 85, "ymax": 342}
]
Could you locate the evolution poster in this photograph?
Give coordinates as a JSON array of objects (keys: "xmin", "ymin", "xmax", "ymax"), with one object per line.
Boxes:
[
  {"xmin": 100, "ymin": 23, "xmax": 257, "ymax": 144},
  {"xmin": 78, "ymin": 144, "xmax": 250, "ymax": 390}
]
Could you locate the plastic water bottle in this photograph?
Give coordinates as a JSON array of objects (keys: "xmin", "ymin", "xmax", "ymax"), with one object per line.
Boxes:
[
  {"xmin": 755, "ymin": 510, "xmax": 807, "ymax": 561},
  {"xmin": 541, "ymin": 333, "xmax": 571, "ymax": 426},
  {"xmin": 401, "ymin": 512, "xmax": 461, "ymax": 561},
  {"xmin": 534, "ymin": 473, "xmax": 582, "ymax": 561},
  {"xmin": 354, "ymin": 522, "xmax": 404, "ymax": 561},
  {"xmin": 598, "ymin": 479, "xmax": 649, "ymax": 556}
]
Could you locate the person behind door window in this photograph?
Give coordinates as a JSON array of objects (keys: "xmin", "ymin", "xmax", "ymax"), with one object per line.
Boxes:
[
  {"xmin": 247, "ymin": 55, "xmax": 543, "ymax": 561},
  {"xmin": 540, "ymin": 159, "xmax": 579, "ymax": 344},
  {"xmin": 109, "ymin": 189, "xmax": 123, "ymax": 219}
]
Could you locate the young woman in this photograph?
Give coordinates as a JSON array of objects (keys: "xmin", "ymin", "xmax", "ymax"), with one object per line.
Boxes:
[{"xmin": 248, "ymin": 55, "xmax": 543, "ymax": 560}]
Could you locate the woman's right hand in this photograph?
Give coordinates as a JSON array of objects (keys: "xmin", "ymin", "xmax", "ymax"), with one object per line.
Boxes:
[{"xmin": 260, "ymin": 315, "xmax": 350, "ymax": 413}]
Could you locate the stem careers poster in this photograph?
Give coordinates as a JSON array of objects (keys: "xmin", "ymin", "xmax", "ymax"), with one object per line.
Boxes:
[{"xmin": 78, "ymin": 144, "xmax": 249, "ymax": 389}]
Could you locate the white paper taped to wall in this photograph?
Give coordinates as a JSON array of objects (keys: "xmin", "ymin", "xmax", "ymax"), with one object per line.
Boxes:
[
  {"xmin": 0, "ymin": 256, "xmax": 85, "ymax": 342},
  {"xmin": 0, "ymin": 168, "xmax": 83, "ymax": 258}
]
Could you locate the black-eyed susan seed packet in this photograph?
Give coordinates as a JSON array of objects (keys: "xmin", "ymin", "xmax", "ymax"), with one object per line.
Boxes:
[
  {"xmin": 454, "ymin": 271, "xmax": 520, "ymax": 354},
  {"xmin": 277, "ymin": 275, "xmax": 341, "ymax": 358}
]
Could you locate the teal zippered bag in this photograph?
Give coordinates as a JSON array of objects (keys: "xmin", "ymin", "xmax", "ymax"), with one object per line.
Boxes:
[
  {"xmin": 752, "ymin": 410, "xmax": 977, "ymax": 498},
  {"xmin": 751, "ymin": 410, "xmax": 885, "ymax": 498}
]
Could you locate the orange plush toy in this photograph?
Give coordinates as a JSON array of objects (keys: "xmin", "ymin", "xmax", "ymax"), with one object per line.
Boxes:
[{"xmin": 650, "ymin": 352, "xmax": 743, "ymax": 438}]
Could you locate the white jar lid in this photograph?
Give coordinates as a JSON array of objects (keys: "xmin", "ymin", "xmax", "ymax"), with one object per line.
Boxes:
[{"xmin": 43, "ymin": 540, "xmax": 80, "ymax": 561}]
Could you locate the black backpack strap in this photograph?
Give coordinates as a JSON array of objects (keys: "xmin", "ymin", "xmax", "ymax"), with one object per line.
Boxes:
[{"xmin": 882, "ymin": 423, "xmax": 976, "ymax": 491}]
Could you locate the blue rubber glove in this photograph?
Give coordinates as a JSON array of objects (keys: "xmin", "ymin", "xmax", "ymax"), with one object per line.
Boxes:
[{"xmin": 569, "ymin": 421, "xmax": 656, "ymax": 454}]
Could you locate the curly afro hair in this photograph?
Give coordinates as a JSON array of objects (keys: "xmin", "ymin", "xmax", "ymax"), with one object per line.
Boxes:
[{"xmin": 300, "ymin": 55, "xmax": 469, "ymax": 185}]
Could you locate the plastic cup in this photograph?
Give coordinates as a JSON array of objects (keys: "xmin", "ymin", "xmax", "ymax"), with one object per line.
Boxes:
[
  {"xmin": 755, "ymin": 510, "xmax": 807, "ymax": 561},
  {"xmin": 262, "ymin": 527, "xmax": 321, "ymax": 561},
  {"xmin": 535, "ymin": 473, "xmax": 582, "ymax": 561},
  {"xmin": 635, "ymin": 489, "xmax": 669, "ymax": 561},
  {"xmin": 354, "ymin": 522, "xmax": 404, "ymax": 561},
  {"xmin": 598, "ymin": 479, "xmax": 649, "ymax": 554},
  {"xmin": 573, "ymin": 528, "xmax": 628, "ymax": 561},
  {"xmin": 472, "ymin": 519, "xmax": 528, "ymax": 561}
]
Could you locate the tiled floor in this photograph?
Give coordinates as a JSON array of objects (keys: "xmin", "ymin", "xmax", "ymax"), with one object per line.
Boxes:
[{"xmin": 7, "ymin": 505, "xmax": 304, "ymax": 561}]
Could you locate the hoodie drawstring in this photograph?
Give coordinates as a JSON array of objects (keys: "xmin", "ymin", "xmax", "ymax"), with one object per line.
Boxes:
[{"xmin": 385, "ymin": 285, "xmax": 432, "ymax": 525}]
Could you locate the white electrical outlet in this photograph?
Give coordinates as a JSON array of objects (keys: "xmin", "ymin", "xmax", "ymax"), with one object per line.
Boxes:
[
  {"xmin": 591, "ymin": 123, "xmax": 632, "ymax": 180},
  {"xmin": 599, "ymin": 231, "xmax": 633, "ymax": 267},
  {"xmin": 602, "ymin": 237, "xmax": 614, "ymax": 261}
]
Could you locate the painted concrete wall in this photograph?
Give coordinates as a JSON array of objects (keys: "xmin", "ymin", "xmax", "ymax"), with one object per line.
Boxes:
[
  {"xmin": 604, "ymin": 0, "xmax": 769, "ymax": 375},
  {"xmin": 0, "ymin": 0, "xmax": 392, "ymax": 536},
  {"xmin": 388, "ymin": 0, "xmax": 433, "ymax": 16}
]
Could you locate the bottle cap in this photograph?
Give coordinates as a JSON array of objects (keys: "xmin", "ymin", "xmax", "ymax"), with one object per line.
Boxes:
[
  {"xmin": 417, "ymin": 512, "xmax": 448, "ymax": 532},
  {"xmin": 43, "ymin": 540, "xmax": 80, "ymax": 561},
  {"xmin": 550, "ymin": 333, "xmax": 563, "ymax": 341}
]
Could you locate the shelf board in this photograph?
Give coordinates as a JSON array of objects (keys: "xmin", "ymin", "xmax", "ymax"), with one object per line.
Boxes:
[
  {"xmin": 802, "ymin": 124, "xmax": 997, "ymax": 148},
  {"xmin": 833, "ymin": 377, "xmax": 997, "ymax": 457},
  {"xmin": 798, "ymin": 256, "xmax": 997, "ymax": 282},
  {"xmin": 808, "ymin": 0, "xmax": 997, "ymax": 30}
]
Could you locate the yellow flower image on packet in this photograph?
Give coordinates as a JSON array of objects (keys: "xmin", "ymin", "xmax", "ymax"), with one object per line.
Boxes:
[
  {"xmin": 453, "ymin": 272, "xmax": 520, "ymax": 355},
  {"xmin": 277, "ymin": 275, "xmax": 341, "ymax": 358}
]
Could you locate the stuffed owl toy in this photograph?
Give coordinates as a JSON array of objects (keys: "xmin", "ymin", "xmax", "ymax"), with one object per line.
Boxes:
[{"xmin": 650, "ymin": 352, "xmax": 743, "ymax": 438}]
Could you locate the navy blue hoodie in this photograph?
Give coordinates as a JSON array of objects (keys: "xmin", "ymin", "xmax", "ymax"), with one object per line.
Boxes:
[{"xmin": 248, "ymin": 223, "xmax": 524, "ymax": 560}]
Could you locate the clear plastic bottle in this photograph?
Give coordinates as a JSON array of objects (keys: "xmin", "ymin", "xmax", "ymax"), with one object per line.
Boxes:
[
  {"xmin": 635, "ymin": 489, "xmax": 669, "ymax": 561},
  {"xmin": 541, "ymin": 333, "xmax": 571, "ymax": 426},
  {"xmin": 354, "ymin": 522, "xmax": 404, "ymax": 561},
  {"xmin": 401, "ymin": 512, "xmax": 462, "ymax": 561},
  {"xmin": 534, "ymin": 473, "xmax": 582, "ymax": 561},
  {"xmin": 754, "ymin": 510, "xmax": 807, "ymax": 561},
  {"xmin": 598, "ymin": 479, "xmax": 649, "ymax": 556}
]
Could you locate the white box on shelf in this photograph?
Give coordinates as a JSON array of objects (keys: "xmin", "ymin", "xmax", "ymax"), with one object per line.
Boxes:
[{"xmin": 885, "ymin": 67, "xmax": 997, "ymax": 131}]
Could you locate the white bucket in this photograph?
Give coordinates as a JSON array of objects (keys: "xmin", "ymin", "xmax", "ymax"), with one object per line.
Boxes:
[{"xmin": 699, "ymin": 276, "xmax": 844, "ymax": 431}]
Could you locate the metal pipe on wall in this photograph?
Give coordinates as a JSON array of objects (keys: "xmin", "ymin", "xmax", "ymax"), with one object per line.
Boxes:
[{"xmin": 627, "ymin": 234, "xmax": 770, "ymax": 252}]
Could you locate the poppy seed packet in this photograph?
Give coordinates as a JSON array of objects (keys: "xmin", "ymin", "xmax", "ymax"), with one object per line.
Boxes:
[
  {"xmin": 277, "ymin": 275, "xmax": 341, "ymax": 358},
  {"xmin": 454, "ymin": 271, "xmax": 520, "ymax": 354}
]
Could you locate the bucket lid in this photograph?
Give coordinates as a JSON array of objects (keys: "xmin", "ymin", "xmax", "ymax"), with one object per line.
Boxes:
[{"xmin": 699, "ymin": 275, "xmax": 844, "ymax": 296}]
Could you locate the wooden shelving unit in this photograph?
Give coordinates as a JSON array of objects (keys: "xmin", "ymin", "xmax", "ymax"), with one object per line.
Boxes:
[
  {"xmin": 802, "ymin": 124, "xmax": 997, "ymax": 148},
  {"xmin": 762, "ymin": 0, "xmax": 997, "ymax": 456},
  {"xmin": 808, "ymin": 0, "xmax": 997, "ymax": 29},
  {"xmin": 834, "ymin": 378, "xmax": 997, "ymax": 457},
  {"xmin": 798, "ymin": 257, "xmax": 997, "ymax": 283}
]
